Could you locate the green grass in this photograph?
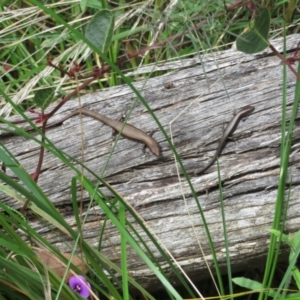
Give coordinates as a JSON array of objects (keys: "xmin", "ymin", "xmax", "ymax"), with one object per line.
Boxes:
[{"xmin": 0, "ymin": 0, "xmax": 300, "ymax": 299}]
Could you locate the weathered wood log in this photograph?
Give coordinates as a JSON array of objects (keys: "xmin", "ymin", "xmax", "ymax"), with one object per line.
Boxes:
[{"xmin": 2, "ymin": 34, "xmax": 300, "ymax": 291}]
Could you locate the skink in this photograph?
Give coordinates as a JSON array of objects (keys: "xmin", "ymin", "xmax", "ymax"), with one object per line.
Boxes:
[
  {"xmin": 47, "ymin": 108, "xmax": 161, "ymax": 157},
  {"xmin": 194, "ymin": 105, "xmax": 255, "ymax": 175}
]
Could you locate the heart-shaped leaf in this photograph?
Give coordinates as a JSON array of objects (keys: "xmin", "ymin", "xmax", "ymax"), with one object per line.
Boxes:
[
  {"xmin": 85, "ymin": 10, "xmax": 114, "ymax": 55},
  {"xmin": 236, "ymin": 7, "xmax": 270, "ymax": 54},
  {"xmin": 33, "ymin": 87, "xmax": 55, "ymax": 111}
]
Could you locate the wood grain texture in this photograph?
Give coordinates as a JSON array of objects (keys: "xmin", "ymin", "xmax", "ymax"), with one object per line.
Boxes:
[{"xmin": 2, "ymin": 34, "xmax": 300, "ymax": 290}]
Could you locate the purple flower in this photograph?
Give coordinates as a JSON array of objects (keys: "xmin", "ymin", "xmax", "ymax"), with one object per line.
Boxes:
[{"xmin": 69, "ymin": 275, "xmax": 91, "ymax": 298}]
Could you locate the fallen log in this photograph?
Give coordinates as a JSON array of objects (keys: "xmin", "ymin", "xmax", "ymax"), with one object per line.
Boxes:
[{"xmin": 1, "ymin": 33, "xmax": 300, "ymax": 291}]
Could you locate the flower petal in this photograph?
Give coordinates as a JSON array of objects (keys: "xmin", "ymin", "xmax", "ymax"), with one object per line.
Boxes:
[{"xmin": 69, "ymin": 275, "xmax": 91, "ymax": 298}]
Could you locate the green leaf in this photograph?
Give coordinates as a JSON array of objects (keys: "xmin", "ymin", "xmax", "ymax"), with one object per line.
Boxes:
[
  {"xmin": 269, "ymin": 229, "xmax": 300, "ymax": 289},
  {"xmin": 81, "ymin": 0, "xmax": 104, "ymax": 10},
  {"xmin": 85, "ymin": 9, "xmax": 114, "ymax": 54},
  {"xmin": 233, "ymin": 277, "xmax": 264, "ymax": 290},
  {"xmin": 236, "ymin": 7, "xmax": 270, "ymax": 54},
  {"xmin": 33, "ymin": 87, "xmax": 55, "ymax": 111},
  {"xmin": 233, "ymin": 277, "xmax": 277, "ymax": 297},
  {"xmin": 292, "ymin": 229, "xmax": 300, "ymax": 251},
  {"xmin": 291, "ymin": 267, "xmax": 300, "ymax": 290},
  {"xmin": 269, "ymin": 229, "xmax": 291, "ymax": 246},
  {"xmin": 80, "ymin": 0, "xmax": 88, "ymax": 11},
  {"xmin": 285, "ymin": 293, "xmax": 300, "ymax": 299}
]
